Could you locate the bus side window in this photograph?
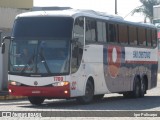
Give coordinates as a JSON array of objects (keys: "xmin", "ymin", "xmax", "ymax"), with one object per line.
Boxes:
[
  {"xmin": 102, "ymin": 22, "xmax": 107, "ymax": 43},
  {"xmin": 97, "ymin": 21, "xmax": 106, "ymax": 43},
  {"xmin": 138, "ymin": 27, "xmax": 146, "ymax": 46},
  {"xmin": 73, "ymin": 17, "xmax": 84, "ymax": 45},
  {"xmin": 152, "ymin": 29, "xmax": 157, "ymax": 47},
  {"xmin": 129, "ymin": 26, "xmax": 137, "ymax": 45},
  {"xmin": 85, "ymin": 18, "xmax": 96, "ymax": 43},
  {"xmin": 119, "ymin": 24, "xmax": 128, "ymax": 44},
  {"xmin": 108, "ymin": 23, "xmax": 116, "ymax": 43},
  {"xmin": 147, "ymin": 29, "xmax": 152, "ymax": 47},
  {"xmin": 106, "ymin": 23, "xmax": 108, "ymax": 42}
]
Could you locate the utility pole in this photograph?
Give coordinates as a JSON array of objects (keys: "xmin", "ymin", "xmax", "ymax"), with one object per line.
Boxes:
[{"xmin": 115, "ymin": 0, "xmax": 117, "ymax": 14}]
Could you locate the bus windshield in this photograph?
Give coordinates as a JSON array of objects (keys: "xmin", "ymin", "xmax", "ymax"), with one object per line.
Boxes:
[
  {"xmin": 9, "ymin": 39, "xmax": 70, "ymax": 76},
  {"xmin": 9, "ymin": 17, "xmax": 73, "ymax": 76}
]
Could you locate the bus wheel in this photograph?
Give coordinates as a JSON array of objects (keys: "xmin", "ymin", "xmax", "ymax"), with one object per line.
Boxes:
[
  {"xmin": 132, "ymin": 77, "xmax": 141, "ymax": 98},
  {"xmin": 93, "ymin": 94, "xmax": 104, "ymax": 100},
  {"xmin": 28, "ymin": 97, "xmax": 45, "ymax": 105},
  {"xmin": 76, "ymin": 80, "xmax": 94, "ymax": 104},
  {"xmin": 140, "ymin": 79, "xmax": 146, "ymax": 97}
]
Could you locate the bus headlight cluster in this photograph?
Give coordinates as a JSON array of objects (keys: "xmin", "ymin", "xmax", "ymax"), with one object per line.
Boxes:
[
  {"xmin": 52, "ymin": 81, "xmax": 69, "ymax": 86},
  {"xmin": 9, "ymin": 81, "xmax": 21, "ymax": 86}
]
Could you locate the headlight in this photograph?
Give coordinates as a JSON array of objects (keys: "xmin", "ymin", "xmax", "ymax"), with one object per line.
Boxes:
[
  {"xmin": 9, "ymin": 81, "xmax": 21, "ymax": 86},
  {"xmin": 52, "ymin": 81, "xmax": 69, "ymax": 86}
]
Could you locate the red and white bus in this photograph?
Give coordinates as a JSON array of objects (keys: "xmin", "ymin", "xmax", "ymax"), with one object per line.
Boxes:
[{"xmin": 2, "ymin": 9, "xmax": 158, "ymax": 105}]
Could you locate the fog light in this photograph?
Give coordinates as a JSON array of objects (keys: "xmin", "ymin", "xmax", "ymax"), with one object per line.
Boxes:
[
  {"xmin": 64, "ymin": 90, "xmax": 68, "ymax": 94},
  {"xmin": 9, "ymin": 89, "xmax": 12, "ymax": 93}
]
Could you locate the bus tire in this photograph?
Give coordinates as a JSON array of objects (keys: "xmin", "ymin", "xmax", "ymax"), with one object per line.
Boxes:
[
  {"xmin": 28, "ymin": 97, "xmax": 45, "ymax": 105},
  {"xmin": 93, "ymin": 94, "xmax": 104, "ymax": 100},
  {"xmin": 132, "ymin": 77, "xmax": 141, "ymax": 98},
  {"xmin": 140, "ymin": 79, "xmax": 146, "ymax": 97},
  {"xmin": 76, "ymin": 80, "xmax": 94, "ymax": 104}
]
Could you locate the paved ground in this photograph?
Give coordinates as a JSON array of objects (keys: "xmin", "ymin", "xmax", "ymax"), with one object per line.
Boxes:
[{"xmin": 0, "ymin": 76, "xmax": 160, "ymax": 120}]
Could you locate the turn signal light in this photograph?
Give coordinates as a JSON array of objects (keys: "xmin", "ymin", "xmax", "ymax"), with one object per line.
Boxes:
[
  {"xmin": 10, "ymin": 81, "xmax": 21, "ymax": 86},
  {"xmin": 52, "ymin": 81, "xmax": 69, "ymax": 86}
]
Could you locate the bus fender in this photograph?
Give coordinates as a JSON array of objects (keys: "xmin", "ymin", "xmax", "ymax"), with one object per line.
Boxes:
[{"xmin": 82, "ymin": 75, "xmax": 95, "ymax": 96}]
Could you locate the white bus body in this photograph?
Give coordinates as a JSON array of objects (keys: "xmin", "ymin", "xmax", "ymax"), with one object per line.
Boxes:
[{"xmin": 5, "ymin": 9, "xmax": 158, "ymax": 105}]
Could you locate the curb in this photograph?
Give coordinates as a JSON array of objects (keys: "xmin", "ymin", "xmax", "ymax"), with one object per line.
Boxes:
[
  {"xmin": 0, "ymin": 91, "xmax": 26, "ymax": 100},
  {"xmin": 0, "ymin": 95, "xmax": 27, "ymax": 100}
]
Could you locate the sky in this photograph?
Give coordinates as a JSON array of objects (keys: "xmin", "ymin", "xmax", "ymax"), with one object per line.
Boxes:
[{"xmin": 33, "ymin": 0, "xmax": 144, "ymax": 22}]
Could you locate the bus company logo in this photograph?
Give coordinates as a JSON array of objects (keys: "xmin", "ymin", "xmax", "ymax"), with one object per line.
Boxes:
[
  {"xmin": 108, "ymin": 46, "xmax": 121, "ymax": 78},
  {"xmin": 34, "ymin": 81, "xmax": 38, "ymax": 86}
]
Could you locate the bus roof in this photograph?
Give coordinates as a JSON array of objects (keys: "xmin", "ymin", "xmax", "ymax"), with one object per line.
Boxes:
[
  {"xmin": 16, "ymin": 9, "xmax": 123, "ymax": 19},
  {"xmin": 16, "ymin": 9, "xmax": 156, "ymax": 29}
]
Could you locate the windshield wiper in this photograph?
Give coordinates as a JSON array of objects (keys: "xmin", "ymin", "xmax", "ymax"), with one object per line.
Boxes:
[{"xmin": 39, "ymin": 51, "xmax": 51, "ymax": 74}]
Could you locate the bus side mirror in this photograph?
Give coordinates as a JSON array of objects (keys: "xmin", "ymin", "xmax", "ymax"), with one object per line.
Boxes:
[
  {"xmin": 1, "ymin": 42, "xmax": 5, "ymax": 54},
  {"xmin": 1, "ymin": 36, "xmax": 12, "ymax": 54}
]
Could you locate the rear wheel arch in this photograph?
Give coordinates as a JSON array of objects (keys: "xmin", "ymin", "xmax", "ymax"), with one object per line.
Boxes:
[
  {"xmin": 76, "ymin": 76, "xmax": 95, "ymax": 104},
  {"xmin": 87, "ymin": 76, "xmax": 95, "ymax": 92},
  {"xmin": 83, "ymin": 76, "xmax": 95, "ymax": 94}
]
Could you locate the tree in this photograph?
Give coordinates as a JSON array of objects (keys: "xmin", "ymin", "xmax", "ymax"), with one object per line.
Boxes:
[{"xmin": 131, "ymin": 0, "xmax": 160, "ymax": 22}]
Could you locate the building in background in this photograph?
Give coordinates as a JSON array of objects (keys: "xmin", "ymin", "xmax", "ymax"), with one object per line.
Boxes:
[
  {"xmin": 153, "ymin": 5, "xmax": 160, "ymax": 72},
  {"xmin": 0, "ymin": 0, "xmax": 33, "ymax": 94},
  {"xmin": 0, "ymin": 0, "xmax": 33, "ymax": 9}
]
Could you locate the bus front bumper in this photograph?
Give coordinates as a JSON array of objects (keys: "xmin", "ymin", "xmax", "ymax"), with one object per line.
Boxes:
[{"xmin": 8, "ymin": 84, "xmax": 70, "ymax": 98}]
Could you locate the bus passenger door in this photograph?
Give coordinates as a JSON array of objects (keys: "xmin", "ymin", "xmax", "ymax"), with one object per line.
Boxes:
[
  {"xmin": 70, "ymin": 42, "xmax": 85, "ymax": 97},
  {"xmin": 70, "ymin": 17, "xmax": 85, "ymax": 97}
]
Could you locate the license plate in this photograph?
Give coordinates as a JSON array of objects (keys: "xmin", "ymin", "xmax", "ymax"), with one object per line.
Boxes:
[{"xmin": 32, "ymin": 91, "xmax": 41, "ymax": 94}]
